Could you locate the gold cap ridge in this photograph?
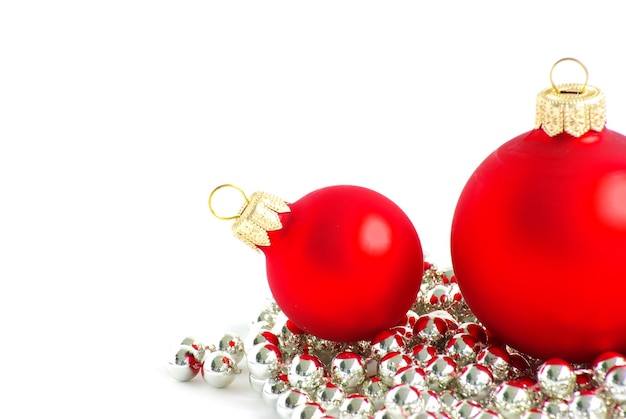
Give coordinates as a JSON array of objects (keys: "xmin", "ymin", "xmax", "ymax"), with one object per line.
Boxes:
[{"xmin": 535, "ymin": 83, "xmax": 606, "ymax": 137}]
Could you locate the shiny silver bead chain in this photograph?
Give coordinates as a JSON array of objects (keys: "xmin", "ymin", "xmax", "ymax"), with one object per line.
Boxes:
[{"xmin": 166, "ymin": 262, "xmax": 626, "ymax": 419}]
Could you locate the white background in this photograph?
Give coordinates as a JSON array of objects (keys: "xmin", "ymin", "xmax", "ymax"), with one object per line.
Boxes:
[{"xmin": 1, "ymin": 1, "xmax": 625, "ymax": 417}]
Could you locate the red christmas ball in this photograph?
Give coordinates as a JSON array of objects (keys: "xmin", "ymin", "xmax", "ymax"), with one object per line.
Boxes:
[
  {"xmin": 451, "ymin": 119, "xmax": 626, "ymax": 362},
  {"xmin": 261, "ymin": 185, "xmax": 424, "ymax": 342}
]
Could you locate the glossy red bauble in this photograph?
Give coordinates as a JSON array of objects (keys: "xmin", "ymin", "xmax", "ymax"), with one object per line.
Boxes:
[
  {"xmin": 262, "ymin": 185, "xmax": 424, "ymax": 342},
  {"xmin": 451, "ymin": 127, "xmax": 626, "ymax": 363}
]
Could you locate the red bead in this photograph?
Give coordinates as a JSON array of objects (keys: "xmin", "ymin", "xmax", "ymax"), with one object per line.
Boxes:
[
  {"xmin": 263, "ymin": 185, "xmax": 423, "ymax": 342},
  {"xmin": 451, "ymin": 128, "xmax": 626, "ymax": 363}
]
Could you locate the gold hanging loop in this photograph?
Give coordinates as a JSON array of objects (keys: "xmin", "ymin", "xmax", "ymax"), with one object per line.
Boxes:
[
  {"xmin": 208, "ymin": 184, "xmax": 249, "ymax": 220},
  {"xmin": 549, "ymin": 57, "xmax": 589, "ymax": 94}
]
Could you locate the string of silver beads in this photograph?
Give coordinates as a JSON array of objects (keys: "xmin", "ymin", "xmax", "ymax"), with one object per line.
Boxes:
[{"xmin": 166, "ymin": 262, "xmax": 626, "ymax": 418}]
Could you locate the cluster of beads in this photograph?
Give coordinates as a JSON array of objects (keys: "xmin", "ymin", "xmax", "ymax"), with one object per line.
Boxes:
[
  {"xmin": 166, "ymin": 262, "xmax": 626, "ymax": 418},
  {"xmin": 165, "ymin": 334, "xmax": 244, "ymax": 388}
]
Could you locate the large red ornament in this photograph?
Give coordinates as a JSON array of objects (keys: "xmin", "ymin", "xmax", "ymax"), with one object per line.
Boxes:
[
  {"xmin": 451, "ymin": 59, "xmax": 626, "ymax": 363},
  {"xmin": 211, "ymin": 184, "xmax": 424, "ymax": 342}
]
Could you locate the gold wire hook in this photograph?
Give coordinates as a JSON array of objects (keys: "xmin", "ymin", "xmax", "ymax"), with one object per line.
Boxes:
[
  {"xmin": 550, "ymin": 57, "xmax": 589, "ymax": 94},
  {"xmin": 208, "ymin": 184, "xmax": 249, "ymax": 220}
]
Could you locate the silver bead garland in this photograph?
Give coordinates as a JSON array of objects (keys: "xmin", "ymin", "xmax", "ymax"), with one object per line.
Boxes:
[{"xmin": 166, "ymin": 262, "xmax": 626, "ymax": 418}]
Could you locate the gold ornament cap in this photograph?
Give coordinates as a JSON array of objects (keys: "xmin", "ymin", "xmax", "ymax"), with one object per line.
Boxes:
[
  {"xmin": 208, "ymin": 184, "xmax": 290, "ymax": 251},
  {"xmin": 535, "ymin": 58, "xmax": 606, "ymax": 137}
]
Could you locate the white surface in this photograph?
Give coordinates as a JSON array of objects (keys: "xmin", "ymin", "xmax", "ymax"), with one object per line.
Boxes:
[{"xmin": 1, "ymin": 1, "xmax": 625, "ymax": 417}]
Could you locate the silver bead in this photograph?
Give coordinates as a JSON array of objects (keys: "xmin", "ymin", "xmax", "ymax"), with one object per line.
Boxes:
[
  {"xmin": 604, "ymin": 364, "xmax": 626, "ymax": 402},
  {"xmin": 339, "ymin": 394, "xmax": 374, "ymax": 419},
  {"xmin": 493, "ymin": 382, "xmax": 533, "ymax": 418},
  {"xmin": 411, "ymin": 343, "xmax": 438, "ymax": 367},
  {"xmin": 456, "ymin": 363, "xmax": 494, "ymax": 401},
  {"xmin": 384, "ymin": 384, "xmax": 423, "ymax": 418},
  {"xmin": 476, "ymin": 346, "xmax": 511, "ymax": 382},
  {"xmin": 244, "ymin": 329, "xmax": 280, "ymax": 355},
  {"xmin": 371, "ymin": 330, "xmax": 405, "ymax": 358},
  {"xmin": 314, "ymin": 382, "xmax": 345, "ymax": 416},
  {"xmin": 540, "ymin": 399, "xmax": 569, "ymax": 419},
  {"xmin": 414, "ymin": 313, "xmax": 450, "ymax": 346},
  {"xmin": 165, "ymin": 344, "xmax": 201, "ymax": 382},
  {"xmin": 217, "ymin": 332, "xmax": 244, "ymax": 364},
  {"xmin": 331, "ymin": 352, "xmax": 366, "ymax": 389},
  {"xmin": 360, "ymin": 377, "xmax": 387, "ymax": 411},
  {"xmin": 262, "ymin": 374, "xmax": 291, "ymax": 407},
  {"xmin": 378, "ymin": 352, "xmax": 413, "ymax": 386},
  {"xmin": 288, "ymin": 354, "xmax": 325, "ymax": 391},
  {"xmin": 419, "ymin": 389, "xmax": 441, "ymax": 413},
  {"xmin": 568, "ymin": 391, "xmax": 607, "ymax": 419},
  {"xmin": 537, "ymin": 358, "xmax": 576, "ymax": 400},
  {"xmin": 424, "ymin": 355, "xmax": 457, "ymax": 392},
  {"xmin": 592, "ymin": 351, "xmax": 626, "ymax": 385},
  {"xmin": 291, "ymin": 402, "xmax": 326, "ymax": 419},
  {"xmin": 247, "ymin": 342, "xmax": 282, "ymax": 380},
  {"xmin": 393, "ymin": 365, "xmax": 426, "ymax": 389},
  {"xmin": 444, "ymin": 333, "xmax": 480, "ymax": 367},
  {"xmin": 453, "ymin": 400, "xmax": 483, "ymax": 419},
  {"xmin": 276, "ymin": 389, "xmax": 310, "ymax": 419},
  {"xmin": 201, "ymin": 350, "xmax": 240, "ymax": 388}
]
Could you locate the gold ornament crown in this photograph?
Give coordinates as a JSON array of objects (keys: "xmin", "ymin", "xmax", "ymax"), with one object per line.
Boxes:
[
  {"xmin": 208, "ymin": 184, "xmax": 290, "ymax": 251},
  {"xmin": 535, "ymin": 58, "xmax": 607, "ymax": 137}
]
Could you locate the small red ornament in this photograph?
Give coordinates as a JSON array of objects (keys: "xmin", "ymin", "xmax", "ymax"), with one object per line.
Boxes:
[
  {"xmin": 210, "ymin": 184, "xmax": 424, "ymax": 342},
  {"xmin": 451, "ymin": 58, "xmax": 626, "ymax": 363}
]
